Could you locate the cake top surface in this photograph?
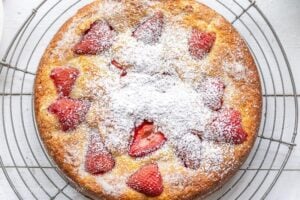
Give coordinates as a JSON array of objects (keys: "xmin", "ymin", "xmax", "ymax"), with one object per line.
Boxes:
[{"xmin": 34, "ymin": 0, "xmax": 262, "ymax": 199}]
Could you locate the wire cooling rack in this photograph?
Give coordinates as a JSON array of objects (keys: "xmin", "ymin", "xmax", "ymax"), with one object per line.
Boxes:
[{"xmin": 0, "ymin": 0, "xmax": 298, "ymax": 199}]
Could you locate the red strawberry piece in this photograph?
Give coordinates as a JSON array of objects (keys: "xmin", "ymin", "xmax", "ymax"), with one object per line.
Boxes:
[
  {"xmin": 50, "ymin": 66, "xmax": 79, "ymax": 96},
  {"xmin": 73, "ymin": 20, "xmax": 116, "ymax": 55},
  {"xmin": 188, "ymin": 29, "xmax": 216, "ymax": 59},
  {"xmin": 129, "ymin": 120, "xmax": 166, "ymax": 157},
  {"xmin": 48, "ymin": 97, "xmax": 90, "ymax": 131},
  {"xmin": 85, "ymin": 133, "xmax": 115, "ymax": 175},
  {"xmin": 206, "ymin": 108, "xmax": 247, "ymax": 144},
  {"xmin": 85, "ymin": 153, "xmax": 115, "ymax": 175},
  {"xmin": 132, "ymin": 12, "xmax": 164, "ymax": 44},
  {"xmin": 111, "ymin": 59, "xmax": 127, "ymax": 77},
  {"xmin": 201, "ymin": 78, "xmax": 225, "ymax": 110},
  {"xmin": 126, "ymin": 163, "xmax": 163, "ymax": 197}
]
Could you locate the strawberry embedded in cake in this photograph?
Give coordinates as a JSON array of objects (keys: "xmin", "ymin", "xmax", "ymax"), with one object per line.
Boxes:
[
  {"xmin": 48, "ymin": 97, "xmax": 90, "ymax": 131},
  {"xmin": 50, "ymin": 66, "xmax": 79, "ymax": 96},
  {"xmin": 126, "ymin": 163, "xmax": 163, "ymax": 197},
  {"xmin": 85, "ymin": 133, "xmax": 115, "ymax": 175},
  {"xmin": 205, "ymin": 108, "xmax": 247, "ymax": 144},
  {"xmin": 35, "ymin": 0, "xmax": 261, "ymax": 199},
  {"xmin": 132, "ymin": 12, "xmax": 164, "ymax": 44},
  {"xmin": 129, "ymin": 120, "xmax": 166, "ymax": 157},
  {"xmin": 73, "ymin": 20, "xmax": 116, "ymax": 55},
  {"xmin": 111, "ymin": 59, "xmax": 127, "ymax": 77},
  {"xmin": 175, "ymin": 134, "xmax": 202, "ymax": 169},
  {"xmin": 188, "ymin": 29, "xmax": 216, "ymax": 59},
  {"xmin": 200, "ymin": 78, "xmax": 225, "ymax": 111}
]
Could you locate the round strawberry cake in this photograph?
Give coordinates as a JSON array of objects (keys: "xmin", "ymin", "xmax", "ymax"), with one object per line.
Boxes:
[{"xmin": 34, "ymin": 0, "xmax": 262, "ymax": 199}]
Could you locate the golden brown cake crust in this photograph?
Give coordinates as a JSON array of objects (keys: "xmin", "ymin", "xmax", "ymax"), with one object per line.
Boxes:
[{"xmin": 34, "ymin": 0, "xmax": 262, "ymax": 199}]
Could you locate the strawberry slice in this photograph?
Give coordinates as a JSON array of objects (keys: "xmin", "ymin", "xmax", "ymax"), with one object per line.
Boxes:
[
  {"xmin": 50, "ymin": 66, "xmax": 79, "ymax": 96},
  {"xmin": 85, "ymin": 133, "xmax": 115, "ymax": 175},
  {"xmin": 73, "ymin": 20, "xmax": 116, "ymax": 55},
  {"xmin": 111, "ymin": 59, "xmax": 127, "ymax": 77},
  {"xmin": 48, "ymin": 97, "xmax": 90, "ymax": 131},
  {"xmin": 126, "ymin": 163, "xmax": 163, "ymax": 197},
  {"xmin": 132, "ymin": 12, "xmax": 164, "ymax": 44},
  {"xmin": 129, "ymin": 120, "xmax": 166, "ymax": 157},
  {"xmin": 201, "ymin": 78, "xmax": 225, "ymax": 110},
  {"xmin": 188, "ymin": 29, "xmax": 216, "ymax": 59},
  {"xmin": 206, "ymin": 108, "xmax": 247, "ymax": 144}
]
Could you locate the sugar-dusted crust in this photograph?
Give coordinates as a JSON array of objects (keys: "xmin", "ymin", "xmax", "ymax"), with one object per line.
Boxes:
[{"xmin": 34, "ymin": 0, "xmax": 262, "ymax": 199}]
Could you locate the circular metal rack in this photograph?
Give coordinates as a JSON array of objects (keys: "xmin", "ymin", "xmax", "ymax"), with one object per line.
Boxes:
[{"xmin": 0, "ymin": 0, "xmax": 298, "ymax": 199}]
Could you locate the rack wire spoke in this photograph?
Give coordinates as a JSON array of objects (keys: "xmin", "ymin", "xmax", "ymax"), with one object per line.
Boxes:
[
  {"xmin": 0, "ymin": 156, "xmax": 23, "ymax": 199},
  {"xmin": 257, "ymin": 135, "xmax": 296, "ymax": 147},
  {"xmin": 15, "ymin": 0, "xmax": 84, "ymax": 193},
  {"xmin": 234, "ymin": 1, "xmax": 296, "ymax": 199},
  {"xmin": 233, "ymin": 3, "xmax": 280, "ymax": 200},
  {"xmin": 51, "ymin": 184, "xmax": 72, "ymax": 200},
  {"xmin": 0, "ymin": 61, "xmax": 36, "ymax": 75},
  {"xmin": 231, "ymin": 0, "xmax": 256, "ymax": 24},
  {"xmin": 1, "ymin": 1, "xmax": 71, "ymax": 198}
]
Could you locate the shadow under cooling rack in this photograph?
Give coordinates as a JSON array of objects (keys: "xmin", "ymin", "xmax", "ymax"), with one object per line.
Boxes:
[{"xmin": 0, "ymin": 0, "xmax": 298, "ymax": 199}]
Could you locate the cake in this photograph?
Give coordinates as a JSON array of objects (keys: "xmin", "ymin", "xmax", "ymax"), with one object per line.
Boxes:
[{"xmin": 34, "ymin": 0, "xmax": 262, "ymax": 199}]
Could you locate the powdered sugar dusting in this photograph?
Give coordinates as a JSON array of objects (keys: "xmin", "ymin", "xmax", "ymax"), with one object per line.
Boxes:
[
  {"xmin": 223, "ymin": 62, "xmax": 248, "ymax": 81},
  {"xmin": 164, "ymin": 173, "xmax": 188, "ymax": 189},
  {"xmin": 88, "ymin": 129, "xmax": 106, "ymax": 153},
  {"xmin": 78, "ymin": 163, "xmax": 128, "ymax": 197},
  {"xmin": 175, "ymin": 133, "xmax": 203, "ymax": 169},
  {"xmin": 64, "ymin": 143, "xmax": 82, "ymax": 166},
  {"xmin": 132, "ymin": 12, "xmax": 164, "ymax": 44},
  {"xmin": 51, "ymin": 0, "xmax": 252, "ymax": 195},
  {"xmin": 83, "ymin": 15, "xmax": 237, "ymax": 173},
  {"xmin": 76, "ymin": 129, "xmax": 128, "ymax": 196},
  {"xmin": 91, "ymin": 73, "xmax": 213, "ymax": 154},
  {"xmin": 200, "ymin": 141, "xmax": 233, "ymax": 174},
  {"xmin": 112, "ymin": 25, "xmax": 202, "ymax": 81},
  {"xmin": 96, "ymin": 174, "xmax": 128, "ymax": 196},
  {"xmin": 51, "ymin": 22, "xmax": 81, "ymax": 60},
  {"xmin": 51, "ymin": 0, "xmax": 124, "ymax": 60},
  {"xmin": 96, "ymin": 0, "xmax": 124, "ymax": 17}
]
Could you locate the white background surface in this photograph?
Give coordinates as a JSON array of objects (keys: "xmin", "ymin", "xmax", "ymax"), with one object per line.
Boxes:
[{"xmin": 0, "ymin": 0, "xmax": 299, "ymax": 199}]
